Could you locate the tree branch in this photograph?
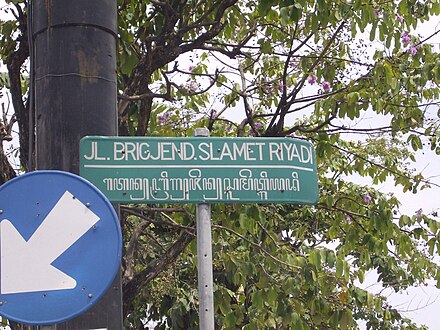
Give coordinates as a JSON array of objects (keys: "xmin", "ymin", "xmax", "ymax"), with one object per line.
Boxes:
[{"xmin": 122, "ymin": 229, "xmax": 195, "ymax": 317}]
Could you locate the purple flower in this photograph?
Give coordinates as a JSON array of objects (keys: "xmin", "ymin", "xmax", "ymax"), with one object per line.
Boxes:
[
  {"xmin": 322, "ymin": 81, "xmax": 331, "ymax": 93},
  {"xmin": 374, "ymin": 9, "xmax": 380, "ymax": 17},
  {"xmin": 187, "ymin": 81, "xmax": 198, "ymax": 92},
  {"xmin": 408, "ymin": 44, "xmax": 418, "ymax": 55},
  {"xmin": 188, "ymin": 65, "xmax": 195, "ymax": 72},
  {"xmin": 265, "ymin": 84, "xmax": 274, "ymax": 94},
  {"xmin": 226, "ymin": 125, "xmax": 233, "ymax": 133},
  {"xmin": 157, "ymin": 112, "xmax": 171, "ymax": 125},
  {"xmin": 396, "ymin": 13, "xmax": 404, "ymax": 22},
  {"xmin": 345, "ymin": 213, "xmax": 352, "ymax": 224},
  {"xmin": 402, "ymin": 31, "xmax": 411, "ymax": 45},
  {"xmin": 254, "ymin": 122, "xmax": 263, "ymax": 129},
  {"xmin": 363, "ymin": 194, "xmax": 372, "ymax": 204},
  {"xmin": 157, "ymin": 112, "xmax": 170, "ymax": 124},
  {"xmin": 307, "ymin": 75, "xmax": 317, "ymax": 85},
  {"xmin": 415, "ymin": 208, "xmax": 423, "ymax": 216},
  {"xmin": 278, "ymin": 80, "xmax": 284, "ymax": 92}
]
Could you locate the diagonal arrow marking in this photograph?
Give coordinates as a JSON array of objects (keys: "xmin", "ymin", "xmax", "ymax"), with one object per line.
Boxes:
[{"xmin": 0, "ymin": 191, "xmax": 100, "ymax": 294}]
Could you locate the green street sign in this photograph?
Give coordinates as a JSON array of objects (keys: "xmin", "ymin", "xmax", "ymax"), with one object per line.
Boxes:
[{"xmin": 79, "ymin": 136, "xmax": 318, "ymax": 204}]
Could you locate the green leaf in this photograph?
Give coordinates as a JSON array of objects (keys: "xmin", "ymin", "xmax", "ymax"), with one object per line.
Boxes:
[
  {"xmin": 408, "ymin": 135, "xmax": 423, "ymax": 151},
  {"xmin": 336, "ymin": 258, "xmax": 343, "ymax": 278},
  {"xmin": 340, "ymin": 309, "xmax": 353, "ymax": 330},
  {"xmin": 258, "ymin": 0, "xmax": 272, "ymax": 15},
  {"xmin": 252, "ymin": 290, "xmax": 264, "ymax": 310},
  {"xmin": 280, "ymin": 6, "xmax": 291, "ymax": 25},
  {"xmin": 259, "ymin": 40, "xmax": 273, "ymax": 54},
  {"xmin": 327, "ymin": 250, "xmax": 336, "ymax": 268},
  {"xmin": 358, "ymin": 269, "xmax": 365, "ymax": 283},
  {"xmin": 239, "ymin": 213, "xmax": 248, "ymax": 229},
  {"xmin": 290, "ymin": 7, "xmax": 302, "ymax": 21},
  {"xmin": 224, "ymin": 311, "xmax": 237, "ymax": 327},
  {"xmin": 343, "ymin": 260, "xmax": 350, "ymax": 283},
  {"xmin": 308, "ymin": 250, "xmax": 322, "ymax": 270},
  {"xmin": 399, "ymin": 214, "xmax": 410, "ymax": 226},
  {"xmin": 370, "ymin": 21, "xmax": 377, "ymax": 41},
  {"xmin": 367, "ymin": 292, "xmax": 373, "ymax": 307},
  {"xmin": 347, "ymin": 92, "xmax": 359, "ymax": 106}
]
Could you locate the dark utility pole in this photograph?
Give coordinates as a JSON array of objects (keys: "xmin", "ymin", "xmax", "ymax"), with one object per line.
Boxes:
[{"xmin": 32, "ymin": 0, "xmax": 122, "ymax": 328}]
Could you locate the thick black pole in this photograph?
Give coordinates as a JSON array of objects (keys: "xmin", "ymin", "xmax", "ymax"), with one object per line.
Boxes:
[
  {"xmin": 33, "ymin": 0, "xmax": 117, "ymax": 172},
  {"xmin": 32, "ymin": 0, "xmax": 122, "ymax": 328}
]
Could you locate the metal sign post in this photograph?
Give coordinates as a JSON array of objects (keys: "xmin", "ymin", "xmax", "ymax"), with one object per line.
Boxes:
[{"xmin": 193, "ymin": 128, "xmax": 215, "ymax": 330}]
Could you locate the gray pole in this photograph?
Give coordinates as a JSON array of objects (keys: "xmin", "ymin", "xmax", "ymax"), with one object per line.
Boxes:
[
  {"xmin": 32, "ymin": 0, "xmax": 122, "ymax": 329},
  {"xmin": 193, "ymin": 128, "xmax": 215, "ymax": 330}
]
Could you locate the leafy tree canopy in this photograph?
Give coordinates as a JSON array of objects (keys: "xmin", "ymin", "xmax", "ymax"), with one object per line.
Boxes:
[{"xmin": 1, "ymin": 0, "xmax": 440, "ymax": 329}]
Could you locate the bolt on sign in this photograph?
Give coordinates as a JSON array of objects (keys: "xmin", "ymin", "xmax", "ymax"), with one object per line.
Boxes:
[{"xmin": 80, "ymin": 136, "xmax": 318, "ymax": 204}]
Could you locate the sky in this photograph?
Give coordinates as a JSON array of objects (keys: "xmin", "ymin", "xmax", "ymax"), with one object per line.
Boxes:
[
  {"xmin": 353, "ymin": 145, "xmax": 440, "ymax": 329},
  {"xmin": 311, "ymin": 16, "xmax": 440, "ymax": 328},
  {"xmin": 363, "ymin": 17, "xmax": 440, "ymax": 330}
]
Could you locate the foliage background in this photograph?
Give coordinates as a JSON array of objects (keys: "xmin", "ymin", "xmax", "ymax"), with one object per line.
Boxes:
[{"xmin": 0, "ymin": 0, "xmax": 440, "ymax": 329}]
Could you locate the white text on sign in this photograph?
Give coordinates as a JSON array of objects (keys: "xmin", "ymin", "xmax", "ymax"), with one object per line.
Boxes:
[{"xmin": 84, "ymin": 141, "xmax": 314, "ymax": 164}]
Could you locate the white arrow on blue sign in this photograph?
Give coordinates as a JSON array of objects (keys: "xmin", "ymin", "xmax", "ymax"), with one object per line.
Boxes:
[{"xmin": 0, "ymin": 171, "xmax": 122, "ymax": 325}]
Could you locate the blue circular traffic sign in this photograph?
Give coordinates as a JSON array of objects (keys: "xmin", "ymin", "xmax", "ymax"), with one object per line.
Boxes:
[{"xmin": 0, "ymin": 170, "xmax": 122, "ymax": 325}]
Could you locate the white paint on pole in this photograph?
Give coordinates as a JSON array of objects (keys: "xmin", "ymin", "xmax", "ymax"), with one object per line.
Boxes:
[
  {"xmin": 194, "ymin": 127, "xmax": 215, "ymax": 330},
  {"xmin": 0, "ymin": 190, "xmax": 100, "ymax": 294}
]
